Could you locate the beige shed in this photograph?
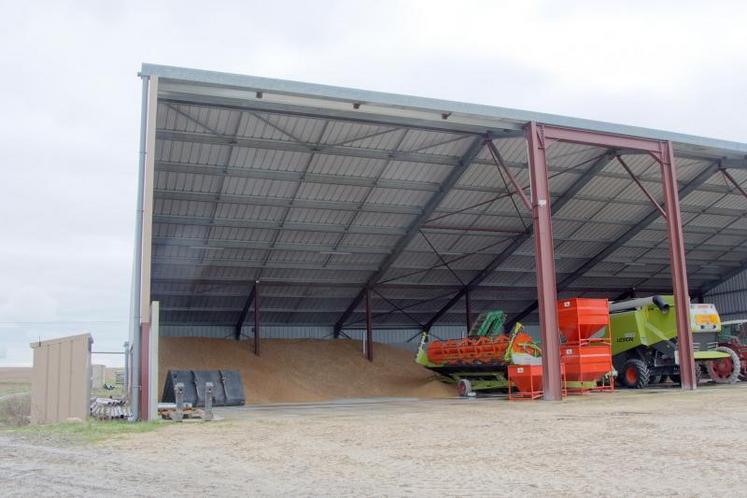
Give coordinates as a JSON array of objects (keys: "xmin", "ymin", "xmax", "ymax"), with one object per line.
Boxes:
[{"xmin": 30, "ymin": 333, "xmax": 92, "ymax": 424}]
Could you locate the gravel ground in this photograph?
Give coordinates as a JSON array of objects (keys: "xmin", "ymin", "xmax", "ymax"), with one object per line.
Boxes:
[{"xmin": 2, "ymin": 384, "xmax": 747, "ymax": 497}]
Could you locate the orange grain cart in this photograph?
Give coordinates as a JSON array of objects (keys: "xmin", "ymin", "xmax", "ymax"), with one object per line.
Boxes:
[
  {"xmin": 508, "ymin": 364, "xmax": 567, "ymax": 400},
  {"xmin": 508, "ymin": 364, "xmax": 544, "ymax": 400},
  {"xmin": 557, "ymin": 298, "xmax": 614, "ymax": 393}
]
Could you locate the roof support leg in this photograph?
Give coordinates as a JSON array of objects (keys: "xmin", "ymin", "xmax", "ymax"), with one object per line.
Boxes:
[
  {"xmin": 526, "ymin": 122, "xmax": 562, "ymax": 401},
  {"xmin": 254, "ymin": 281, "xmax": 261, "ymax": 356},
  {"xmin": 658, "ymin": 141, "xmax": 695, "ymax": 390},
  {"xmin": 365, "ymin": 288, "xmax": 373, "ymax": 361},
  {"xmin": 235, "ymin": 284, "xmax": 257, "ymax": 340},
  {"xmin": 465, "ymin": 289, "xmax": 473, "ymax": 335}
]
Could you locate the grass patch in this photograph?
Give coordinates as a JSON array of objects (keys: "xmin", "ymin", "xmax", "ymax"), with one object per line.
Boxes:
[
  {"xmin": 0, "ymin": 393, "xmax": 31, "ymax": 427},
  {"xmin": 10, "ymin": 419, "xmax": 164, "ymax": 445},
  {"xmin": 0, "ymin": 382, "xmax": 31, "ymax": 397}
]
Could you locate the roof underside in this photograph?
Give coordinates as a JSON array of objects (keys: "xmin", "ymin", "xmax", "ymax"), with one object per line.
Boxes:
[{"xmin": 143, "ymin": 64, "xmax": 747, "ymax": 330}]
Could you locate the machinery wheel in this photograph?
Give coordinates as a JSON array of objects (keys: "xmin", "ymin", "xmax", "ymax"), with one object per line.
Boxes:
[
  {"xmin": 620, "ymin": 358, "xmax": 650, "ymax": 389},
  {"xmin": 457, "ymin": 379, "xmax": 473, "ymax": 397},
  {"xmin": 707, "ymin": 347, "xmax": 741, "ymax": 384},
  {"xmin": 650, "ymin": 375, "xmax": 662, "ymax": 385}
]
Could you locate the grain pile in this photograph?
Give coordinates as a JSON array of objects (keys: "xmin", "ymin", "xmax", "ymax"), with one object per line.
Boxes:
[{"xmin": 158, "ymin": 338, "xmax": 453, "ymax": 404}]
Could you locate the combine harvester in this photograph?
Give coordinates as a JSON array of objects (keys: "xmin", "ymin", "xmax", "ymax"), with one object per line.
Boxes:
[
  {"xmin": 609, "ymin": 295, "xmax": 741, "ymax": 388},
  {"xmin": 416, "ymin": 299, "xmax": 615, "ymax": 398}
]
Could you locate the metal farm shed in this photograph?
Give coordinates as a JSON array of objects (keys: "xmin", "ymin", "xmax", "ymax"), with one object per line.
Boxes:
[{"xmin": 129, "ymin": 63, "xmax": 747, "ymax": 418}]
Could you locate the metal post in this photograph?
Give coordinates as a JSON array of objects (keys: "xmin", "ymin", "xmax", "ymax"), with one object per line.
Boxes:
[
  {"xmin": 526, "ymin": 122, "xmax": 562, "ymax": 401},
  {"xmin": 204, "ymin": 382, "xmax": 214, "ymax": 421},
  {"xmin": 659, "ymin": 141, "xmax": 696, "ymax": 390},
  {"xmin": 465, "ymin": 289, "xmax": 473, "ymax": 335},
  {"xmin": 365, "ymin": 288, "xmax": 373, "ymax": 361},
  {"xmin": 123, "ymin": 341, "xmax": 129, "ymax": 395},
  {"xmin": 129, "ymin": 75, "xmax": 149, "ymax": 421},
  {"xmin": 139, "ymin": 323, "xmax": 150, "ymax": 419},
  {"xmin": 253, "ymin": 280, "xmax": 261, "ymax": 356},
  {"xmin": 174, "ymin": 382, "xmax": 184, "ymax": 422}
]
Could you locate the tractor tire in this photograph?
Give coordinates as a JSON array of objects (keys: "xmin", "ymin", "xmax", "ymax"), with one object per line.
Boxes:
[
  {"xmin": 620, "ymin": 358, "xmax": 650, "ymax": 389},
  {"xmin": 706, "ymin": 347, "xmax": 741, "ymax": 384},
  {"xmin": 650, "ymin": 375, "xmax": 662, "ymax": 385},
  {"xmin": 457, "ymin": 379, "xmax": 473, "ymax": 397}
]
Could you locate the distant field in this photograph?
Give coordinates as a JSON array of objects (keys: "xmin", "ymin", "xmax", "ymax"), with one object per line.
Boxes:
[
  {"xmin": 0, "ymin": 367, "xmax": 32, "ymax": 383},
  {"xmin": 0, "ymin": 368, "xmax": 32, "ymax": 396}
]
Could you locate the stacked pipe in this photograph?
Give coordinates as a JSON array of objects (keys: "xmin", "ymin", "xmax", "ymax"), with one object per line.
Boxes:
[{"xmin": 90, "ymin": 398, "xmax": 132, "ymax": 420}]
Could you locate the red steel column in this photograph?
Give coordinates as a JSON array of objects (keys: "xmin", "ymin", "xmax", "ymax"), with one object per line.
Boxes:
[
  {"xmin": 254, "ymin": 281, "xmax": 261, "ymax": 356},
  {"xmin": 526, "ymin": 122, "xmax": 562, "ymax": 400},
  {"xmin": 659, "ymin": 141, "xmax": 696, "ymax": 389},
  {"xmin": 365, "ymin": 288, "xmax": 373, "ymax": 361}
]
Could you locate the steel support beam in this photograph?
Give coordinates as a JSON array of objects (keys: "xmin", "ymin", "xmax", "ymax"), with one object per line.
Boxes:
[
  {"xmin": 465, "ymin": 289, "xmax": 473, "ymax": 333},
  {"xmin": 235, "ymin": 283, "xmax": 257, "ymax": 340},
  {"xmin": 254, "ymin": 281, "xmax": 261, "ymax": 356},
  {"xmin": 536, "ymin": 126, "xmax": 664, "ymax": 153},
  {"xmin": 157, "ymin": 129, "xmax": 465, "ymax": 167},
  {"xmin": 486, "ymin": 140, "xmax": 531, "ymax": 210},
  {"xmin": 422, "ymin": 150, "xmax": 617, "ymax": 330},
  {"xmin": 616, "ymin": 155, "xmax": 667, "ymax": 219},
  {"xmin": 721, "ymin": 168, "xmax": 747, "ymax": 201},
  {"xmin": 506, "ymin": 160, "xmax": 721, "ymax": 327},
  {"xmin": 659, "ymin": 141, "xmax": 695, "ymax": 389},
  {"xmin": 526, "ymin": 122, "xmax": 562, "ymax": 401},
  {"xmin": 332, "ymin": 136, "xmax": 486, "ymax": 335},
  {"xmin": 364, "ymin": 288, "xmax": 373, "ymax": 361}
]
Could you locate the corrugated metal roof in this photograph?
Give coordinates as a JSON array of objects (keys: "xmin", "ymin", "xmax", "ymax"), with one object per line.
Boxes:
[{"xmin": 144, "ymin": 64, "xmax": 747, "ymax": 329}]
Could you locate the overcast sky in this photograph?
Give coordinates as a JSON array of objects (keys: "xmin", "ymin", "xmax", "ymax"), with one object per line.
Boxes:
[{"xmin": 1, "ymin": 1, "xmax": 745, "ymax": 366}]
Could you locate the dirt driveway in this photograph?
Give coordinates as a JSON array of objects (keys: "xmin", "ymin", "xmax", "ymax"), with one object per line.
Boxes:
[{"xmin": 3, "ymin": 385, "xmax": 747, "ymax": 496}]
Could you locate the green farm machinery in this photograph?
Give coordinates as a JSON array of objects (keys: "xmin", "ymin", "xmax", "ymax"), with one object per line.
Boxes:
[
  {"xmin": 609, "ymin": 295, "xmax": 741, "ymax": 388},
  {"xmin": 415, "ymin": 311, "xmax": 542, "ymax": 396}
]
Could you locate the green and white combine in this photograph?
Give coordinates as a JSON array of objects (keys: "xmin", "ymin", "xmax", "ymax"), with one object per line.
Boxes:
[{"xmin": 609, "ymin": 295, "xmax": 741, "ymax": 388}]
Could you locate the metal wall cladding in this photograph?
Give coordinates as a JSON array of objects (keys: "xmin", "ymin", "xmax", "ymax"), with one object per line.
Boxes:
[
  {"xmin": 158, "ymin": 103, "xmax": 242, "ymax": 135},
  {"xmin": 30, "ymin": 334, "xmax": 92, "ymax": 424},
  {"xmin": 231, "ymin": 148, "xmax": 310, "ymax": 172},
  {"xmin": 354, "ymin": 211, "xmax": 414, "ymax": 230},
  {"xmin": 239, "ymin": 112, "xmax": 327, "ymax": 143},
  {"xmin": 680, "ymin": 188, "xmax": 723, "ymax": 208},
  {"xmin": 383, "ymin": 160, "xmax": 452, "ymax": 184},
  {"xmin": 308, "ymin": 154, "xmax": 385, "ymax": 178},
  {"xmin": 320, "ymin": 121, "xmax": 404, "ymax": 150},
  {"xmin": 705, "ymin": 268, "xmax": 747, "ymax": 320},
  {"xmin": 399, "ymin": 130, "xmax": 473, "ymax": 157},
  {"xmin": 157, "ymin": 139, "xmax": 232, "ymax": 165},
  {"xmin": 367, "ymin": 187, "xmax": 433, "ymax": 207}
]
